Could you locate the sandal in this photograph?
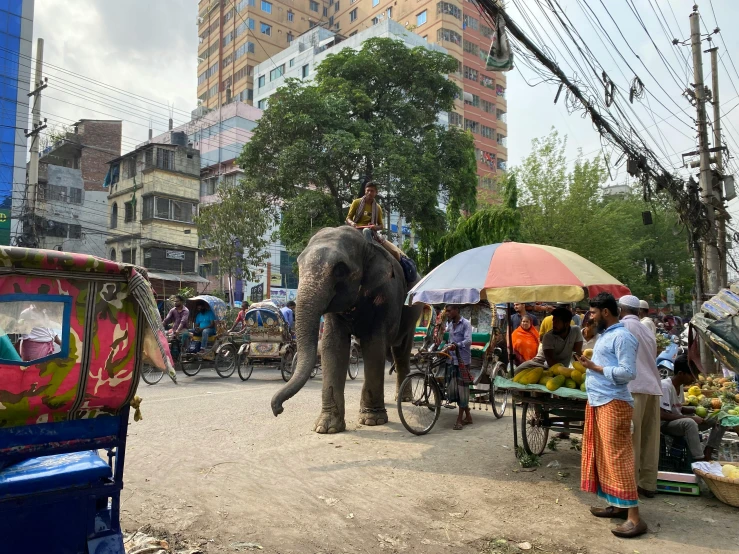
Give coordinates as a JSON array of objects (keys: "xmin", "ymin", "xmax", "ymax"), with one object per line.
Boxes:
[
  {"xmin": 453, "ymin": 423, "xmax": 463, "ymax": 430},
  {"xmin": 462, "ymin": 419, "xmax": 473, "ymax": 425},
  {"xmin": 589, "ymin": 506, "xmax": 628, "ymax": 519},
  {"xmin": 612, "ymin": 519, "xmax": 648, "ymax": 538}
]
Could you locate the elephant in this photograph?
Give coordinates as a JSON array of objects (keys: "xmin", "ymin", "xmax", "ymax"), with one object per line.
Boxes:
[{"xmin": 271, "ymin": 226, "xmax": 422, "ymax": 433}]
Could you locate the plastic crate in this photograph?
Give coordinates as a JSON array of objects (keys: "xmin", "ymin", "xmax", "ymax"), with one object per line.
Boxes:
[{"xmin": 659, "ymin": 434, "xmax": 693, "ymax": 474}]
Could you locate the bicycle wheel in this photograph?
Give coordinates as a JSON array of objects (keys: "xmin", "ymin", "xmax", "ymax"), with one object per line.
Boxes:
[
  {"xmin": 281, "ymin": 350, "xmax": 296, "ymax": 382},
  {"xmin": 238, "ymin": 357, "xmax": 255, "ymax": 381},
  {"xmin": 141, "ymin": 363, "xmax": 164, "ymax": 385},
  {"xmin": 521, "ymin": 402, "xmax": 549, "ymax": 456},
  {"xmin": 214, "ymin": 344, "xmax": 238, "ymax": 378},
  {"xmin": 180, "ymin": 356, "xmax": 203, "ymax": 377},
  {"xmin": 348, "ymin": 345, "xmax": 359, "ymax": 380},
  {"xmin": 490, "ymin": 363, "xmax": 509, "ymax": 419},
  {"xmin": 397, "ymin": 373, "xmax": 441, "ymax": 435}
]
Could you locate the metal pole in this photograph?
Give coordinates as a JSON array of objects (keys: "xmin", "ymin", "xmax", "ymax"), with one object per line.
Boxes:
[
  {"xmin": 27, "ymin": 38, "xmax": 44, "ymax": 240},
  {"xmin": 709, "ymin": 46, "xmax": 728, "ymax": 288},
  {"xmin": 690, "ymin": 11, "xmax": 720, "ymax": 295}
]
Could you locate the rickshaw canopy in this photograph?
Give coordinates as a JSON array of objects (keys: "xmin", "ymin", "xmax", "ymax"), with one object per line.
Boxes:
[{"xmin": 186, "ymin": 295, "xmax": 228, "ymax": 320}]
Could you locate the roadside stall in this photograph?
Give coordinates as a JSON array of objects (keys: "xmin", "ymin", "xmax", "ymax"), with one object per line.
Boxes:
[{"xmin": 405, "ymin": 241, "xmax": 630, "ymax": 451}]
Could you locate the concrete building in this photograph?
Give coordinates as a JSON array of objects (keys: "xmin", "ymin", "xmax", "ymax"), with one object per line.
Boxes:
[
  {"xmin": 331, "ymin": 0, "xmax": 508, "ymax": 194},
  {"xmin": 148, "ymin": 103, "xmax": 297, "ymax": 303},
  {"xmin": 105, "ymin": 141, "xmax": 208, "ymax": 298},
  {"xmin": 4, "ymin": 0, "xmax": 34, "ymax": 246},
  {"xmin": 197, "ymin": 0, "xmax": 321, "ymax": 110},
  {"xmin": 32, "ymin": 120, "xmax": 122, "ymax": 257}
]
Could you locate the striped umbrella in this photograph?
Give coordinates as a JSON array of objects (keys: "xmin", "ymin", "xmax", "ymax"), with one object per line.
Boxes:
[{"xmin": 408, "ymin": 242, "xmax": 630, "ymax": 305}]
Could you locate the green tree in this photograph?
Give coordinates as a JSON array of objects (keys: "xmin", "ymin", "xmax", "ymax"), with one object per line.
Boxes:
[
  {"xmin": 421, "ymin": 173, "xmax": 521, "ymax": 272},
  {"xmin": 195, "ymin": 182, "xmax": 272, "ymax": 306},
  {"xmin": 516, "ymin": 130, "xmax": 694, "ymax": 303},
  {"xmin": 239, "ymin": 38, "xmax": 478, "ymax": 254}
]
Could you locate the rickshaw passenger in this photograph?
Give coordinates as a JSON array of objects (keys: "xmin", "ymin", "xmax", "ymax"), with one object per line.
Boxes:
[
  {"xmin": 0, "ymin": 327, "xmax": 22, "ymax": 362},
  {"xmin": 281, "ymin": 301, "xmax": 296, "ymax": 332},
  {"xmin": 18, "ymin": 305, "xmax": 61, "ymax": 362},
  {"xmin": 230, "ymin": 302, "xmax": 249, "ymax": 332},
  {"xmin": 191, "ymin": 303, "xmax": 216, "ymax": 352},
  {"xmin": 163, "ymin": 295, "xmax": 190, "ymax": 338}
]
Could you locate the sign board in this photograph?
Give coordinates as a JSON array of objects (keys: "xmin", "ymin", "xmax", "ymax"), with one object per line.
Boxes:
[
  {"xmin": 0, "ymin": 209, "xmax": 9, "ymax": 246},
  {"xmin": 270, "ymin": 273, "xmax": 283, "ymax": 286},
  {"xmin": 666, "ymin": 288, "xmax": 675, "ymax": 305},
  {"xmin": 166, "ymin": 250, "xmax": 185, "ymax": 260},
  {"xmin": 270, "ymin": 288, "xmax": 297, "ymax": 306},
  {"xmin": 250, "ymin": 283, "xmax": 264, "ymax": 302}
]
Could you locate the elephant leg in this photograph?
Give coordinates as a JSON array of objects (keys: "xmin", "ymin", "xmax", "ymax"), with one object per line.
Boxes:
[
  {"xmin": 358, "ymin": 336, "xmax": 389, "ymax": 426},
  {"xmin": 391, "ymin": 334, "xmax": 414, "ymax": 401},
  {"xmin": 314, "ymin": 314, "xmax": 350, "ymax": 434}
]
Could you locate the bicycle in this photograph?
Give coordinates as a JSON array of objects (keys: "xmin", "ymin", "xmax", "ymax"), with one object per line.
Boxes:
[{"xmin": 396, "ymin": 350, "xmax": 451, "ymax": 435}]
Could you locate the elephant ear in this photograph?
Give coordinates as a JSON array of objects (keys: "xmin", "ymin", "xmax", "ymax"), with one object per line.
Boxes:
[{"xmin": 361, "ymin": 241, "xmax": 395, "ymax": 299}]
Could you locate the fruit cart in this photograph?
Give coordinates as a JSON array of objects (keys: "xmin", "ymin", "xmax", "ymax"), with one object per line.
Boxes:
[
  {"xmin": 406, "ymin": 242, "xmax": 630, "ymax": 456},
  {"xmin": 493, "ymin": 375, "xmax": 588, "ymax": 455}
]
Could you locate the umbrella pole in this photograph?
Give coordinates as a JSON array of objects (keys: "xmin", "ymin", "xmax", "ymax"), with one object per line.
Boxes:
[{"xmin": 507, "ymin": 302, "xmax": 519, "ymax": 455}]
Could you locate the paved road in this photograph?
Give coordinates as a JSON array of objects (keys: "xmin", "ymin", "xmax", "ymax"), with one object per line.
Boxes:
[{"xmin": 123, "ymin": 366, "xmax": 739, "ymax": 554}]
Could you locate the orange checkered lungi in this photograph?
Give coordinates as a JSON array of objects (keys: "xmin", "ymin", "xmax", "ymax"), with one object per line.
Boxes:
[{"xmin": 580, "ymin": 400, "xmax": 639, "ymax": 508}]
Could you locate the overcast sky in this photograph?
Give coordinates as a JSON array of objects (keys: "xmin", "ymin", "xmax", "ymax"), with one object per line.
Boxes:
[{"xmin": 31, "ymin": 0, "xmax": 739, "ymax": 203}]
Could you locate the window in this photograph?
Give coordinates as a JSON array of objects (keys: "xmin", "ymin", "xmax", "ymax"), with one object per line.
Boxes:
[
  {"xmin": 478, "ymin": 150, "xmax": 496, "ymax": 168},
  {"xmin": 463, "ymin": 66, "xmax": 478, "ymax": 81},
  {"xmin": 464, "ymin": 93, "xmax": 480, "ymax": 108},
  {"xmin": 448, "ymin": 111, "xmax": 463, "ymax": 127},
  {"xmin": 463, "ymin": 15, "xmax": 478, "ymax": 31},
  {"xmin": 481, "ymin": 125, "xmax": 494, "ymax": 139},
  {"xmin": 122, "ymin": 249, "xmax": 136, "ymax": 265},
  {"xmin": 142, "ymin": 196, "xmax": 196, "ymax": 223},
  {"xmin": 323, "ymin": 7, "xmax": 328, "ymax": 16},
  {"xmin": 257, "ymin": 99, "xmax": 266, "ymax": 109},
  {"xmin": 480, "ymin": 75, "xmax": 494, "ymax": 89},
  {"xmin": 372, "ymin": 0, "xmax": 379, "ymax": 6},
  {"xmin": 328, "ymin": 15, "xmax": 334, "ymax": 27},
  {"xmin": 310, "ymin": 0, "xmax": 319, "ymax": 12},
  {"xmin": 417, "ymin": 10, "xmax": 427, "ymax": 26},
  {"xmin": 464, "ymin": 118, "xmax": 480, "ymax": 134},
  {"xmin": 156, "ymin": 148, "xmax": 174, "ymax": 170},
  {"xmin": 0, "ymin": 299, "xmax": 71, "ymax": 364},
  {"xmin": 463, "ymin": 40, "xmax": 479, "ymax": 55},
  {"xmin": 126, "ymin": 156, "xmax": 136, "ymax": 179},
  {"xmin": 287, "ymin": 32, "xmax": 293, "ymax": 44},
  {"xmin": 258, "ymin": 75, "xmax": 265, "ymax": 88},
  {"xmin": 350, "ymin": 7, "xmax": 357, "ymax": 21},
  {"xmin": 481, "ymin": 24, "xmax": 494, "ymax": 38},
  {"xmin": 437, "ymin": 28, "xmax": 461, "ymax": 45},
  {"xmin": 69, "ymin": 224, "xmax": 82, "ymax": 240},
  {"xmin": 261, "ymin": 22, "xmax": 271, "ymax": 35},
  {"xmin": 289, "ymin": 58, "xmax": 295, "ymax": 67},
  {"xmin": 69, "ymin": 187, "xmax": 83, "ymax": 204},
  {"xmin": 223, "ymin": 31, "xmax": 233, "ymax": 46},
  {"xmin": 223, "ymin": 54, "xmax": 233, "ymax": 68},
  {"xmin": 498, "ymin": 159, "xmax": 507, "ymax": 171},
  {"xmin": 302, "ymin": 64, "xmax": 309, "ymax": 78},
  {"xmin": 481, "ymin": 99, "xmax": 495, "ymax": 113},
  {"xmin": 436, "ymin": 2, "xmax": 461, "ymax": 19},
  {"xmin": 335, "ymin": 2, "xmax": 340, "ymax": 12},
  {"xmin": 224, "ymin": 9, "xmax": 234, "ymax": 23},
  {"xmin": 124, "ymin": 200, "xmax": 135, "ymax": 223},
  {"xmin": 386, "ymin": 7, "xmax": 392, "ymax": 18},
  {"xmin": 110, "ymin": 203, "xmax": 118, "ymax": 229},
  {"xmin": 287, "ymin": 10, "xmax": 294, "ymax": 22},
  {"xmin": 497, "ymin": 109, "xmax": 507, "ymax": 122},
  {"xmin": 236, "ymin": 0, "xmax": 255, "ymax": 12},
  {"xmin": 372, "ymin": 16, "xmax": 379, "ymax": 25},
  {"xmin": 496, "ymin": 84, "xmax": 506, "ymax": 98},
  {"xmin": 269, "ymin": 64, "xmax": 285, "ymax": 81},
  {"xmin": 497, "ymin": 134, "xmax": 507, "ymax": 147},
  {"xmin": 110, "ymin": 249, "xmax": 116, "ymax": 261},
  {"xmin": 261, "ymin": 0, "xmax": 272, "ymax": 13},
  {"xmin": 143, "ymin": 248, "xmax": 196, "ymax": 273},
  {"xmin": 233, "ymin": 66, "xmax": 251, "ymax": 82}
]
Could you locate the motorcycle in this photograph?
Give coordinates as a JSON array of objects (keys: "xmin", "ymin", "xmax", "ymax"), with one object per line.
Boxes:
[{"xmin": 656, "ymin": 335, "xmax": 684, "ymax": 379}]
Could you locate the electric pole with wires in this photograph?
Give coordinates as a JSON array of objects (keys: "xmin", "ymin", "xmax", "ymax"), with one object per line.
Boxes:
[{"xmin": 689, "ymin": 8, "xmax": 720, "ymax": 296}]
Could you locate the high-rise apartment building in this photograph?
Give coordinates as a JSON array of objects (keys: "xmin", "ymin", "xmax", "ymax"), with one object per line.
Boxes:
[
  {"xmin": 332, "ymin": 0, "xmax": 507, "ymax": 193},
  {"xmin": 197, "ymin": 0, "xmax": 321, "ymax": 109}
]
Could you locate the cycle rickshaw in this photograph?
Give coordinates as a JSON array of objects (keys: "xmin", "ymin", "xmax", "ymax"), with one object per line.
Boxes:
[
  {"xmin": 0, "ymin": 246, "xmax": 176, "ymax": 553},
  {"xmin": 237, "ymin": 301, "xmax": 296, "ymax": 381}
]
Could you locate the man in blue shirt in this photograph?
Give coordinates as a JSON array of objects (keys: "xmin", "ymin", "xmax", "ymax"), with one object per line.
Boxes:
[
  {"xmin": 444, "ymin": 305, "xmax": 473, "ymax": 430},
  {"xmin": 191, "ymin": 303, "xmax": 216, "ymax": 353},
  {"xmin": 281, "ymin": 301, "xmax": 295, "ymax": 332},
  {"xmin": 576, "ymin": 292, "xmax": 646, "ymax": 539}
]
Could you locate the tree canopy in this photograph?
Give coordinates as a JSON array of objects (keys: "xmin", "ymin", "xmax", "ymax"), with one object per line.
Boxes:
[
  {"xmin": 239, "ymin": 38, "xmax": 478, "ymax": 255},
  {"xmin": 195, "ymin": 182, "xmax": 272, "ymax": 304}
]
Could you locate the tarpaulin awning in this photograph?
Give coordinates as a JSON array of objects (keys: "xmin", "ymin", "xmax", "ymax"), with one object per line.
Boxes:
[{"xmin": 146, "ymin": 272, "xmax": 210, "ymax": 285}]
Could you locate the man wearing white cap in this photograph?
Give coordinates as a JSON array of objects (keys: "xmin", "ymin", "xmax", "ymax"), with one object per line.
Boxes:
[
  {"xmin": 639, "ymin": 300, "xmax": 656, "ymax": 336},
  {"xmin": 619, "ymin": 294, "xmax": 662, "ymax": 498}
]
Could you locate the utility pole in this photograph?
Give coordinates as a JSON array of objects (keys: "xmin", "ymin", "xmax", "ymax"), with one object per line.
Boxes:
[
  {"xmin": 709, "ymin": 45, "xmax": 729, "ymax": 287},
  {"xmin": 25, "ymin": 38, "xmax": 47, "ymax": 246},
  {"xmin": 690, "ymin": 10, "xmax": 720, "ymax": 296}
]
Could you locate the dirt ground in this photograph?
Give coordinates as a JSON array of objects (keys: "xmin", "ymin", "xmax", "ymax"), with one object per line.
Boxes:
[{"xmin": 122, "ymin": 366, "xmax": 739, "ymax": 554}]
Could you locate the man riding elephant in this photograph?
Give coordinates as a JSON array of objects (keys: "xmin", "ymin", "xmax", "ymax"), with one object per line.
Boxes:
[{"xmin": 271, "ymin": 226, "xmax": 421, "ymax": 433}]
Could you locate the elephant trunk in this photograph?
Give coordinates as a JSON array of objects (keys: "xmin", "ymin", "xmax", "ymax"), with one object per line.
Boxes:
[{"xmin": 271, "ymin": 289, "xmax": 325, "ymax": 416}]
